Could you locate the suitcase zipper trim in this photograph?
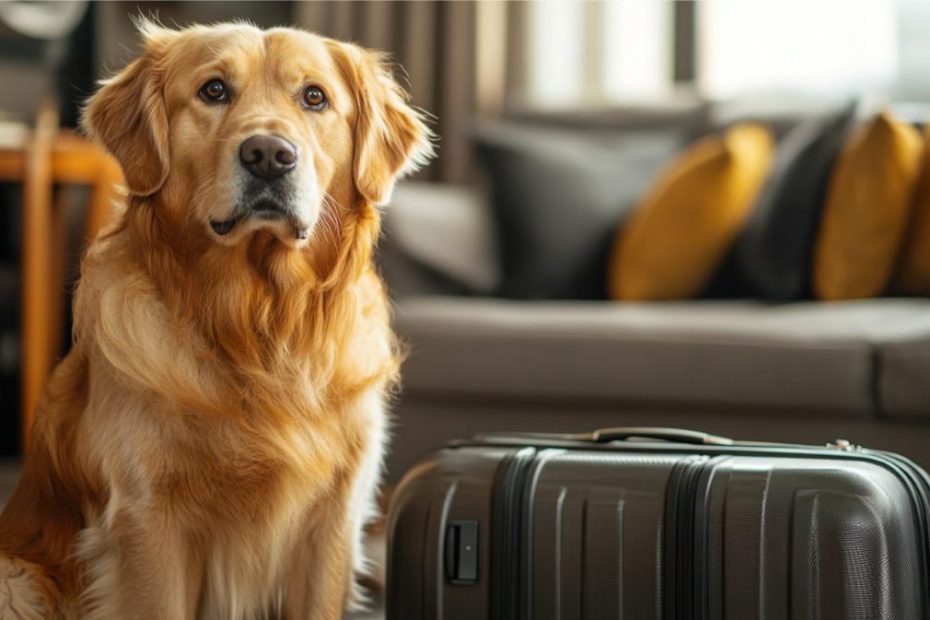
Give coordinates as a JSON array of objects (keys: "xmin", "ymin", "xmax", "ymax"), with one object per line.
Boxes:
[
  {"xmin": 664, "ymin": 456, "xmax": 700, "ymax": 620},
  {"xmin": 519, "ymin": 449, "xmax": 563, "ymax": 620},
  {"xmin": 491, "ymin": 447, "xmax": 536, "ymax": 620},
  {"xmin": 663, "ymin": 455, "xmax": 717, "ymax": 620},
  {"xmin": 692, "ymin": 456, "xmax": 731, "ymax": 620}
]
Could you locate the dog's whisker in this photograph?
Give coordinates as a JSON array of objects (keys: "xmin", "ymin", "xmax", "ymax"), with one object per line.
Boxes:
[
  {"xmin": 313, "ymin": 205, "xmax": 340, "ymax": 248},
  {"xmin": 324, "ymin": 192, "xmax": 350, "ymax": 212}
]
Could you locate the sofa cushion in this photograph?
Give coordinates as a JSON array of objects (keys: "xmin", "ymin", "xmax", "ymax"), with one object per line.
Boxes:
[
  {"xmin": 736, "ymin": 104, "xmax": 856, "ymax": 300},
  {"xmin": 873, "ymin": 307, "xmax": 930, "ymax": 417},
  {"xmin": 381, "ymin": 183, "xmax": 500, "ymax": 296},
  {"xmin": 814, "ymin": 112, "xmax": 923, "ymax": 300},
  {"xmin": 893, "ymin": 123, "xmax": 930, "ymax": 296},
  {"xmin": 609, "ymin": 123, "xmax": 774, "ymax": 300},
  {"xmin": 395, "ymin": 297, "xmax": 930, "ymax": 416},
  {"xmin": 880, "ymin": 337, "xmax": 930, "ymax": 416},
  {"xmin": 473, "ymin": 122, "xmax": 680, "ymax": 300}
]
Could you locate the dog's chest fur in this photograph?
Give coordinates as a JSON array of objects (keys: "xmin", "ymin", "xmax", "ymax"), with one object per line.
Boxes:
[
  {"xmin": 76, "ymin": 349, "xmax": 387, "ymax": 619},
  {"xmin": 69, "ymin": 255, "xmax": 392, "ymax": 618}
]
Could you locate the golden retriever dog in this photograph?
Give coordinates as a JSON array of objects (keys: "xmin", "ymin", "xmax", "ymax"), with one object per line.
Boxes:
[{"xmin": 0, "ymin": 20, "xmax": 432, "ymax": 620}]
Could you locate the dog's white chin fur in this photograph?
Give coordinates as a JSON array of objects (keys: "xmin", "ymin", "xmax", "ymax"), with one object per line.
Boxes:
[
  {"xmin": 207, "ymin": 216, "xmax": 316, "ymax": 250},
  {"xmin": 0, "ymin": 557, "xmax": 48, "ymax": 620}
]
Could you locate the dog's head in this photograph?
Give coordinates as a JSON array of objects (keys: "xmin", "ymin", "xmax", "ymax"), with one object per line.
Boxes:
[{"xmin": 83, "ymin": 21, "xmax": 433, "ymax": 249}]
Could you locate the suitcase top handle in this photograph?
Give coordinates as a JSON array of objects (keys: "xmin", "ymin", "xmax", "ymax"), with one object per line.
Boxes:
[{"xmin": 589, "ymin": 427, "xmax": 735, "ymax": 446}]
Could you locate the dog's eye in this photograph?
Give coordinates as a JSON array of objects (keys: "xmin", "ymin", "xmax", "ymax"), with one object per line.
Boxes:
[
  {"xmin": 301, "ymin": 85, "xmax": 327, "ymax": 111},
  {"xmin": 199, "ymin": 79, "xmax": 229, "ymax": 104}
]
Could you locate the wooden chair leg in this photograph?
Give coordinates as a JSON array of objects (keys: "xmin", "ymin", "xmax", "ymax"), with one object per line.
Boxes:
[{"xmin": 20, "ymin": 107, "xmax": 57, "ymax": 449}]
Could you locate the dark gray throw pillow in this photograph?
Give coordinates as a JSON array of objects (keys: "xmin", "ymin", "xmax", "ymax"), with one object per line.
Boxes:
[
  {"xmin": 473, "ymin": 122, "xmax": 681, "ymax": 299},
  {"xmin": 735, "ymin": 104, "xmax": 858, "ymax": 300}
]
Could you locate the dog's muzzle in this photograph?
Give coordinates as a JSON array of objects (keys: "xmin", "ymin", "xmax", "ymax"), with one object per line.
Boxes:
[{"xmin": 209, "ymin": 134, "xmax": 310, "ymax": 240}]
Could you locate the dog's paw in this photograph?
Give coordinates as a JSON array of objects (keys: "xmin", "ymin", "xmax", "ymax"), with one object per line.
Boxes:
[
  {"xmin": 346, "ymin": 571, "xmax": 387, "ymax": 613},
  {"xmin": 0, "ymin": 557, "xmax": 48, "ymax": 620},
  {"xmin": 344, "ymin": 579, "xmax": 370, "ymax": 613}
]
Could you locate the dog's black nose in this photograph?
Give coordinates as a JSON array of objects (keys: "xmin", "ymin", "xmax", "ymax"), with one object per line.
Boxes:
[{"xmin": 239, "ymin": 135, "xmax": 298, "ymax": 180}]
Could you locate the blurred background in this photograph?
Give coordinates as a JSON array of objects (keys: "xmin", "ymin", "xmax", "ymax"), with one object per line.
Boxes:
[
  {"xmin": 4, "ymin": 1, "xmax": 930, "ymax": 182},
  {"xmin": 4, "ymin": 0, "xmax": 930, "ymax": 476}
]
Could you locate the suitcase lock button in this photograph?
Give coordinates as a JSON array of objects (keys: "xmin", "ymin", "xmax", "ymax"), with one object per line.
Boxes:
[{"xmin": 445, "ymin": 521, "xmax": 478, "ymax": 584}]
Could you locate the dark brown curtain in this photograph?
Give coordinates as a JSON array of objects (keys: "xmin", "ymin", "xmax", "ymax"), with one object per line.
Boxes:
[{"xmin": 296, "ymin": 1, "xmax": 478, "ymax": 183}]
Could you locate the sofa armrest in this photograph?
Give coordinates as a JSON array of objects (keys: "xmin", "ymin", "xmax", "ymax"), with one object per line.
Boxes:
[{"xmin": 380, "ymin": 182, "xmax": 500, "ymax": 296}]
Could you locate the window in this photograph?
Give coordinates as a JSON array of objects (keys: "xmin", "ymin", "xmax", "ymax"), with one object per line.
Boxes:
[
  {"xmin": 517, "ymin": 0, "xmax": 930, "ymax": 108},
  {"xmin": 522, "ymin": 0, "xmax": 673, "ymax": 107},
  {"xmin": 699, "ymin": 0, "xmax": 898, "ymax": 98},
  {"xmin": 603, "ymin": 1, "xmax": 672, "ymax": 100}
]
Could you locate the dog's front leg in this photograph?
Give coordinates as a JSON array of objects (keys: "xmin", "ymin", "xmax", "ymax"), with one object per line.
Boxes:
[
  {"xmin": 78, "ymin": 512, "xmax": 202, "ymax": 620},
  {"xmin": 284, "ymin": 501, "xmax": 354, "ymax": 620},
  {"xmin": 285, "ymin": 390, "xmax": 388, "ymax": 619}
]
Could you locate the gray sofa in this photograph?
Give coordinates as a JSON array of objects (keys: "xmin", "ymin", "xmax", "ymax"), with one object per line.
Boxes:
[{"xmin": 380, "ymin": 182, "xmax": 930, "ymax": 480}]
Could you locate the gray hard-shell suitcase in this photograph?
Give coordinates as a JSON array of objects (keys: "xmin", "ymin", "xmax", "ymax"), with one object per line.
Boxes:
[{"xmin": 385, "ymin": 427, "xmax": 930, "ymax": 619}]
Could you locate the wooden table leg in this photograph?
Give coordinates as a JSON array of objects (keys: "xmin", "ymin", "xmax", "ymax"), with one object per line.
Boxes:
[
  {"xmin": 20, "ymin": 108, "xmax": 56, "ymax": 449},
  {"xmin": 47, "ymin": 187, "xmax": 70, "ymax": 373},
  {"xmin": 84, "ymin": 156, "xmax": 122, "ymax": 244}
]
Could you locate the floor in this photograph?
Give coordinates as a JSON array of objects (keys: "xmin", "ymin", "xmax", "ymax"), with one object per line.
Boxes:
[{"xmin": 0, "ymin": 461, "xmax": 385, "ymax": 619}]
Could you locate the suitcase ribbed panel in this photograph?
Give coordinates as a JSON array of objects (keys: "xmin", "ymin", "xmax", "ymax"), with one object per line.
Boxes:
[
  {"xmin": 527, "ymin": 452, "xmax": 683, "ymax": 620},
  {"xmin": 702, "ymin": 458, "xmax": 924, "ymax": 620},
  {"xmin": 386, "ymin": 480, "xmax": 433, "ymax": 620},
  {"xmin": 387, "ymin": 447, "xmax": 514, "ymax": 619},
  {"xmin": 491, "ymin": 447, "xmax": 537, "ymax": 620},
  {"xmin": 582, "ymin": 494, "xmax": 627, "ymax": 618}
]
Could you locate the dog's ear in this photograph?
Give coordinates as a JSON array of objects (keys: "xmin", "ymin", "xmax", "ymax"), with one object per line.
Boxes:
[
  {"xmin": 332, "ymin": 42, "xmax": 435, "ymax": 206},
  {"xmin": 81, "ymin": 23, "xmax": 175, "ymax": 197}
]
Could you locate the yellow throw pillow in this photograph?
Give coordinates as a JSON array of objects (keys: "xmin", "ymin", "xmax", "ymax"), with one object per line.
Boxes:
[
  {"xmin": 608, "ymin": 123, "xmax": 774, "ymax": 301},
  {"xmin": 893, "ymin": 123, "xmax": 930, "ymax": 295},
  {"xmin": 814, "ymin": 112, "xmax": 922, "ymax": 301}
]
